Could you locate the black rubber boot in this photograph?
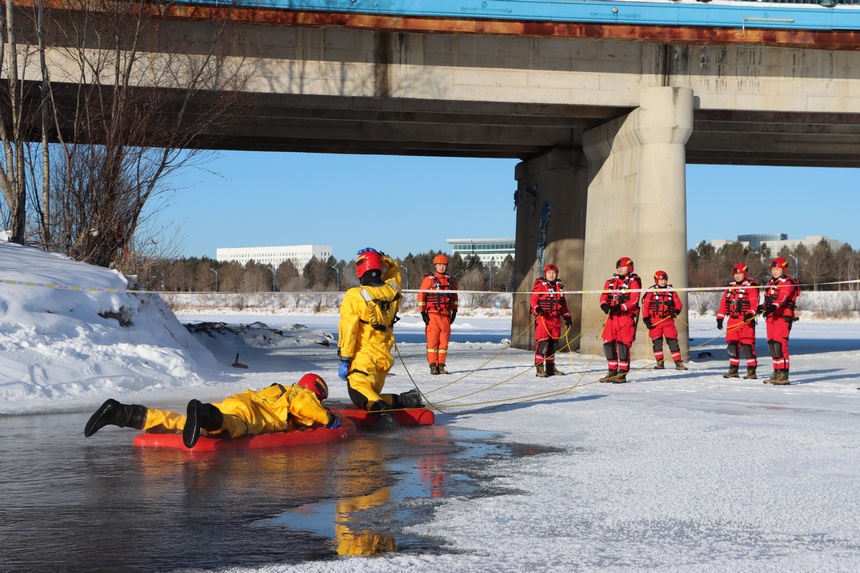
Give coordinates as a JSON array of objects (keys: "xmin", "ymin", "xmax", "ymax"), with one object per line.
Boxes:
[
  {"xmin": 183, "ymin": 400, "xmax": 224, "ymax": 449},
  {"xmin": 398, "ymin": 389, "xmax": 424, "ymax": 408},
  {"xmin": 84, "ymin": 399, "xmax": 147, "ymax": 437},
  {"xmin": 369, "ymin": 401, "xmax": 399, "ymax": 432}
]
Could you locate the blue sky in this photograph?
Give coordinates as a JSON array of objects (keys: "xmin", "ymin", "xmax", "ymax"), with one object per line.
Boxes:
[{"xmin": 161, "ymin": 151, "xmax": 857, "ymax": 262}]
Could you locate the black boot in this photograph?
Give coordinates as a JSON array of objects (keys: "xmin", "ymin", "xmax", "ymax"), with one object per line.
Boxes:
[
  {"xmin": 84, "ymin": 399, "xmax": 147, "ymax": 437},
  {"xmin": 183, "ymin": 400, "xmax": 224, "ymax": 449},
  {"xmin": 369, "ymin": 401, "xmax": 399, "ymax": 432},
  {"xmin": 545, "ymin": 363, "xmax": 555, "ymax": 376},
  {"xmin": 398, "ymin": 389, "xmax": 424, "ymax": 408}
]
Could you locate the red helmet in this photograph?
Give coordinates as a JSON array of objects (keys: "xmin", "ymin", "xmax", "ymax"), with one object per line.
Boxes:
[
  {"xmin": 433, "ymin": 254, "xmax": 449, "ymax": 266},
  {"xmin": 544, "ymin": 263, "xmax": 559, "ymax": 274},
  {"xmin": 355, "ymin": 248, "xmax": 383, "ymax": 279},
  {"xmin": 771, "ymin": 257, "xmax": 789, "ymax": 270},
  {"xmin": 731, "ymin": 263, "xmax": 749, "ymax": 278},
  {"xmin": 297, "ymin": 373, "xmax": 329, "ymax": 400},
  {"xmin": 616, "ymin": 257, "xmax": 634, "ymax": 272},
  {"xmin": 654, "ymin": 270, "xmax": 668, "ymax": 281}
]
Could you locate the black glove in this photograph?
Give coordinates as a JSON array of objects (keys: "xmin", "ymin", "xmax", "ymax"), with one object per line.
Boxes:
[
  {"xmin": 450, "ymin": 311, "xmax": 457, "ymax": 324},
  {"xmin": 643, "ymin": 317, "xmax": 653, "ymax": 330},
  {"xmin": 764, "ymin": 304, "xmax": 777, "ymax": 317},
  {"xmin": 534, "ymin": 307, "xmax": 544, "ymax": 316},
  {"xmin": 716, "ymin": 318, "xmax": 724, "ymax": 330},
  {"xmin": 608, "ymin": 306, "xmax": 622, "ymax": 316},
  {"xmin": 564, "ymin": 317, "xmax": 572, "ymax": 328},
  {"xmin": 671, "ymin": 311, "xmax": 680, "ymax": 318},
  {"xmin": 600, "ymin": 303, "xmax": 610, "ymax": 314},
  {"xmin": 744, "ymin": 313, "xmax": 754, "ymax": 322},
  {"xmin": 421, "ymin": 312, "xmax": 430, "ymax": 325}
]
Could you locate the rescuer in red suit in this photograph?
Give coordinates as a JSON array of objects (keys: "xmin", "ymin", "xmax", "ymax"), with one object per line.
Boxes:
[
  {"xmin": 418, "ymin": 254, "xmax": 459, "ymax": 375},
  {"xmin": 717, "ymin": 263, "xmax": 760, "ymax": 380},
  {"xmin": 758, "ymin": 257, "xmax": 800, "ymax": 385},
  {"xmin": 530, "ymin": 263, "xmax": 572, "ymax": 377},
  {"xmin": 641, "ymin": 270, "xmax": 686, "ymax": 371},
  {"xmin": 598, "ymin": 257, "xmax": 642, "ymax": 384}
]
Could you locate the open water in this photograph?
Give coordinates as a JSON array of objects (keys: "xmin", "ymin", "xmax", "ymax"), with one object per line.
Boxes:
[{"xmin": 0, "ymin": 411, "xmax": 539, "ymax": 572}]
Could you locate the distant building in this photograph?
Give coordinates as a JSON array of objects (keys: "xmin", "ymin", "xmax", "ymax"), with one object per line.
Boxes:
[
  {"xmin": 446, "ymin": 238, "xmax": 515, "ymax": 265},
  {"xmin": 710, "ymin": 234, "xmax": 841, "ymax": 253},
  {"xmin": 216, "ymin": 245, "xmax": 332, "ymax": 269}
]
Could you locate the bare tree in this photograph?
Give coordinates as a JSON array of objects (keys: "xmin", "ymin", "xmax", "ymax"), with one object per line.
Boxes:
[{"xmin": 1, "ymin": 0, "xmax": 247, "ymax": 267}]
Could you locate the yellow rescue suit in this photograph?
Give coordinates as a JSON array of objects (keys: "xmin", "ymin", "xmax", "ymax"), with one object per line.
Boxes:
[
  {"xmin": 338, "ymin": 256, "xmax": 402, "ymax": 410},
  {"xmin": 140, "ymin": 384, "xmax": 331, "ymax": 439}
]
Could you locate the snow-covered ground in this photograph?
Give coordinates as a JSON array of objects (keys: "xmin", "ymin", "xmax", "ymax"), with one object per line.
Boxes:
[{"xmin": 2, "ymin": 241, "xmax": 859, "ymax": 572}]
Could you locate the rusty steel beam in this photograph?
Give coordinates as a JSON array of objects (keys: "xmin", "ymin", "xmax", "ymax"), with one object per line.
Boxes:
[{"xmin": 14, "ymin": 0, "xmax": 860, "ymax": 51}]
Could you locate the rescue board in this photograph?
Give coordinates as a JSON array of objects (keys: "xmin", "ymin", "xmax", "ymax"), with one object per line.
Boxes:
[
  {"xmin": 330, "ymin": 404, "xmax": 435, "ymax": 427},
  {"xmin": 132, "ymin": 417, "xmax": 357, "ymax": 451}
]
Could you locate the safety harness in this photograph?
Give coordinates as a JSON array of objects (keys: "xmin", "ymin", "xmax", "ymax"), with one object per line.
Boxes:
[
  {"xmin": 646, "ymin": 285, "xmax": 677, "ymax": 318},
  {"xmin": 724, "ymin": 280, "xmax": 758, "ymax": 318},
  {"xmin": 359, "ymin": 280, "xmax": 402, "ymax": 332},
  {"xmin": 534, "ymin": 278, "xmax": 567, "ymax": 315}
]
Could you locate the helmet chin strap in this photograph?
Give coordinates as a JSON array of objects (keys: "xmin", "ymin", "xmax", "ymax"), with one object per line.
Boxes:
[{"xmin": 360, "ymin": 270, "xmax": 384, "ymax": 286}]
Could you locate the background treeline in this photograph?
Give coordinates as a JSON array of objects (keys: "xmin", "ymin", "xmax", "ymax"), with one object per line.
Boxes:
[
  {"xmin": 144, "ymin": 237, "xmax": 860, "ymax": 296},
  {"xmin": 138, "ymin": 251, "xmax": 517, "ymax": 297},
  {"xmin": 688, "ymin": 238, "xmax": 859, "ymax": 291}
]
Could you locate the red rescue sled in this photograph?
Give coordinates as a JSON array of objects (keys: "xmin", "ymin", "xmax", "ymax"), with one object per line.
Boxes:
[
  {"xmin": 132, "ymin": 417, "xmax": 356, "ymax": 451},
  {"xmin": 330, "ymin": 404, "xmax": 435, "ymax": 427}
]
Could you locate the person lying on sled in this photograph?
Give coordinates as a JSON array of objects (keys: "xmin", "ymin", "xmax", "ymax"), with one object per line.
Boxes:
[{"xmin": 84, "ymin": 373, "xmax": 340, "ymax": 449}]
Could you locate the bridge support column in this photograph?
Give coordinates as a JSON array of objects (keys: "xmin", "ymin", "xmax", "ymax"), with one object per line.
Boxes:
[
  {"xmin": 581, "ymin": 87, "xmax": 694, "ymax": 361},
  {"xmin": 512, "ymin": 148, "xmax": 588, "ymax": 351}
]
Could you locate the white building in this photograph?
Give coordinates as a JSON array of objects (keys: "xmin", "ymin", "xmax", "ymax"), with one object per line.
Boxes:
[
  {"xmin": 216, "ymin": 245, "xmax": 332, "ymax": 269},
  {"xmin": 446, "ymin": 238, "xmax": 515, "ymax": 265},
  {"xmin": 710, "ymin": 235, "xmax": 842, "ymax": 253}
]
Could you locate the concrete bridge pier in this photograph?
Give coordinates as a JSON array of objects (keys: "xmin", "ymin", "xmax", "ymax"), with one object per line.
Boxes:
[
  {"xmin": 512, "ymin": 149, "xmax": 589, "ymax": 352},
  {"xmin": 581, "ymin": 86, "xmax": 694, "ymax": 361}
]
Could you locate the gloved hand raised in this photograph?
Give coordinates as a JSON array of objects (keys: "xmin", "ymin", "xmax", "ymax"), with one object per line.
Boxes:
[
  {"xmin": 450, "ymin": 311, "xmax": 457, "ymax": 324},
  {"xmin": 716, "ymin": 318, "xmax": 724, "ymax": 330},
  {"xmin": 421, "ymin": 312, "xmax": 430, "ymax": 325},
  {"xmin": 643, "ymin": 317, "xmax": 653, "ymax": 330},
  {"xmin": 600, "ymin": 303, "xmax": 610, "ymax": 314},
  {"xmin": 338, "ymin": 358, "xmax": 352, "ymax": 381}
]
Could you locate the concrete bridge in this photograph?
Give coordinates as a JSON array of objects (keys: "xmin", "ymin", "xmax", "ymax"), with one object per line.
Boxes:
[{"xmin": 17, "ymin": 0, "xmax": 860, "ymax": 355}]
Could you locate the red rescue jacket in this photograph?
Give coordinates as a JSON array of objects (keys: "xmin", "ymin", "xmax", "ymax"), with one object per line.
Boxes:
[
  {"xmin": 599, "ymin": 273, "xmax": 642, "ymax": 316},
  {"xmin": 530, "ymin": 278, "xmax": 571, "ymax": 319},
  {"xmin": 642, "ymin": 284, "xmax": 682, "ymax": 320},
  {"xmin": 717, "ymin": 279, "xmax": 759, "ymax": 319}
]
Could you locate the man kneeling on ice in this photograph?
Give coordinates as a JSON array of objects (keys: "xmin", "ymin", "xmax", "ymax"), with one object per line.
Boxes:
[{"xmin": 84, "ymin": 373, "xmax": 341, "ymax": 449}]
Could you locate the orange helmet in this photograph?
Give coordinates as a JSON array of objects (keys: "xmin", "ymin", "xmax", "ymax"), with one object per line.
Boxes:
[
  {"xmin": 616, "ymin": 257, "xmax": 634, "ymax": 272},
  {"xmin": 731, "ymin": 263, "xmax": 748, "ymax": 278},
  {"xmin": 433, "ymin": 254, "xmax": 449, "ymax": 266},
  {"xmin": 297, "ymin": 373, "xmax": 329, "ymax": 400},
  {"xmin": 771, "ymin": 257, "xmax": 789, "ymax": 270},
  {"xmin": 544, "ymin": 263, "xmax": 559, "ymax": 274},
  {"xmin": 355, "ymin": 248, "xmax": 383, "ymax": 279},
  {"xmin": 654, "ymin": 270, "xmax": 668, "ymax": 281}
]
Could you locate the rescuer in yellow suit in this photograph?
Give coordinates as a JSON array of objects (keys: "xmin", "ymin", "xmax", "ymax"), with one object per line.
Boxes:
[
  {"xmin": 338, "ymin": 248, "xmax": 423, "ymax": 430},
  {"xmin": 83, "ymin": 373, "xmax": 341, "ymax": 448}
]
